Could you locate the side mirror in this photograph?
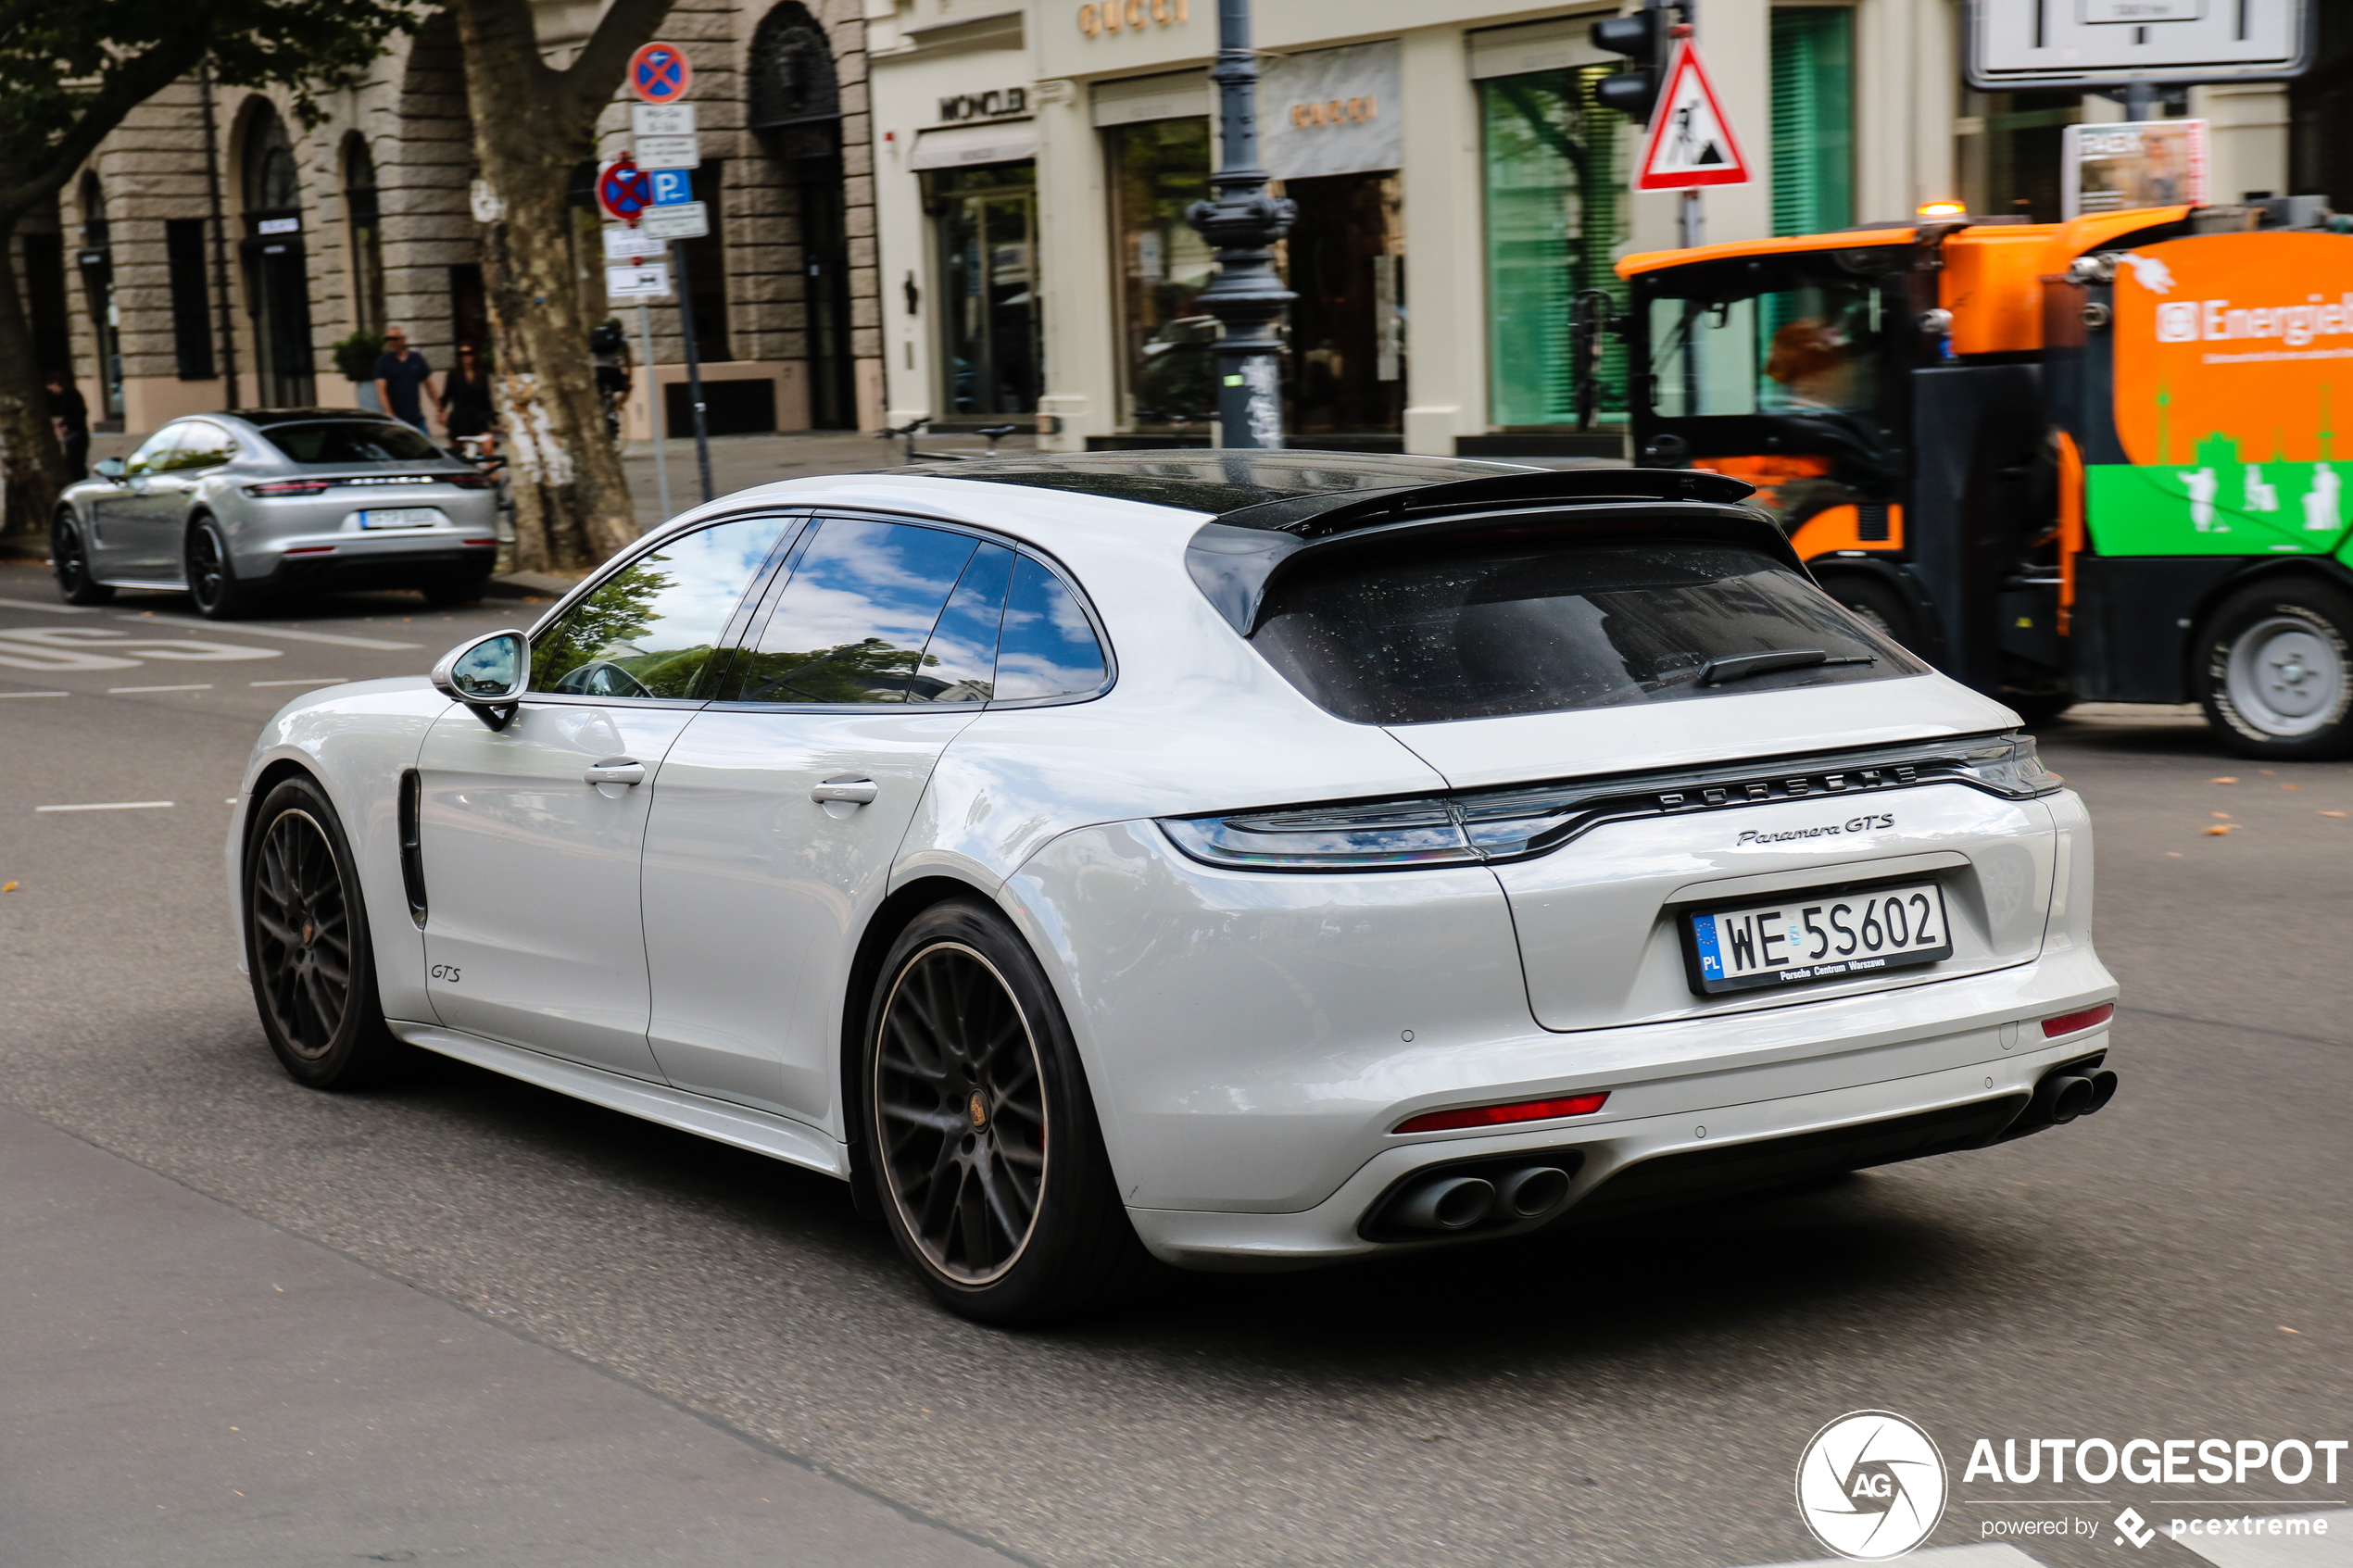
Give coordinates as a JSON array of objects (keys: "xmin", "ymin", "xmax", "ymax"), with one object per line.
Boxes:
[
  {"xmin": 94, "ymin": 457, "xmax": 126, "ymax": 483},
  {"xmin": 431, "ymin": 629, "xmax": 529, "ymax": 730}
]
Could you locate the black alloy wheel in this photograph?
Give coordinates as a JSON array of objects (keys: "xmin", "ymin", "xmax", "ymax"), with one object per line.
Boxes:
[
  {"xmin": 51, "ymin": 511, "xmax": 114, "ymax": 605},
  {"xmin": 188, "ymin": 518, "xmax": 260, "ymax": 620},
  {"xmin": 243, "ymin": 776, "xmax": 404, "ymax": 1089},
  {"xmin": 864, "ymin": 900, "xmax": 1146, "ymax": 1323}
]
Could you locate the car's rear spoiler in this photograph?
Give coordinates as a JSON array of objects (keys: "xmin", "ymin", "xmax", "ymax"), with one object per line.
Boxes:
[{"xmin": 1187, "ymin": 468, "xmax": 1787, "ymax": 636}]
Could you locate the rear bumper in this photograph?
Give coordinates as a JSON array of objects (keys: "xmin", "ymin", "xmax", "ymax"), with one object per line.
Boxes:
[
  {"xmin": 265, "ymin": 539, "xmax": 497, "ymax": 590},
  {"xmin": 1127, "ymin": 1021, "xmax": 2112, "ymax": 1270}
]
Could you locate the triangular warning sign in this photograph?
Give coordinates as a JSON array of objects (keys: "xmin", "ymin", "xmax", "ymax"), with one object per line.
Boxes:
[{"xmin": 1634, "ymin": 42, "xmax": 1752, "ymax": 192}]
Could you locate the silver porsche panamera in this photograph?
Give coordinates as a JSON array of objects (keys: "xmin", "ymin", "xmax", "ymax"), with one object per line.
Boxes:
[{"xmin": 51, "ymin": 408, "xmax": 502, "ymax": 619}]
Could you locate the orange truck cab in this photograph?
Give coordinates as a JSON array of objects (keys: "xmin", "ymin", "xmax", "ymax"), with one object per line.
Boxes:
[{"xmin": 1614, "ymin": 202, "xmax": 2353, "ymax": 757}]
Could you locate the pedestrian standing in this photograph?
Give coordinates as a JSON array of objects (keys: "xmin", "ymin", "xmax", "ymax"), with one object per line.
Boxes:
[
  {"xmin": 371, "ymin": 325, "xmax": 443, "ymax": 435},
  {"xmin": 44, "ymin": 370, "xmax": 89, "ymax": 481},
  {"xmin": 444, "ymin": 343, "xmax": 497, "ymax": 450},
  {"xmin": 590, "ymin": 319, "xmax": 633, "ymax": 440}
]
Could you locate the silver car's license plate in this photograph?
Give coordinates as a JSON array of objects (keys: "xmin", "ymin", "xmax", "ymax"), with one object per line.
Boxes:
[
  {"xmin": 1682, "ymin": 881, "xmax": 1953, "ymax": 995},
  {"xmin": 357, "ymin": 508, "xmax": 444, "ymax": 529}
]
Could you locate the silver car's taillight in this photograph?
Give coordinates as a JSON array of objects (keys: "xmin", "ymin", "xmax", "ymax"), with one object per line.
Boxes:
[
  {"xmin": 1957, "ymin": 734, "xmax": 2062, "ymax": 798},
  {"xmin": 1160, "ymin": 731, "xmax": 2063, "ymax": 873},
  {"xmin": 1156, "ymin": 801, "xmax": 1479, "ymax": 871}
]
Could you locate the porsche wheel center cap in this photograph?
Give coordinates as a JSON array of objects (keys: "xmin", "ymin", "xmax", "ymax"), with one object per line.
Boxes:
[{"xmin": 968, "ymin": 1091, "xmax": 988, "ymax": 1130}]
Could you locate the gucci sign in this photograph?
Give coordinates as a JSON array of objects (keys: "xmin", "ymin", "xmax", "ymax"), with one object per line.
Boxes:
[
  {"xmin": 1077, "ymin": 0, "xmax": 1189, "ymax": 36},
  {"xmin": 1291, "ymin": 96, "xmax": 1378, "ymax": 129}
]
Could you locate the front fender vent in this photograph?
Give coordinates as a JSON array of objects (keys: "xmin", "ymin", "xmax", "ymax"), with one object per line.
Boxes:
[{"xmin": 397, "ymin": 768, "xmax": 427, "ymax": 929}]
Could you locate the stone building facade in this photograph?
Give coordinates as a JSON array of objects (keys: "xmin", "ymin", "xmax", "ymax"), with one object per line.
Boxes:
[{"xmin": 21, "ymin": 0, "xmax": 887, "ymax": 443}]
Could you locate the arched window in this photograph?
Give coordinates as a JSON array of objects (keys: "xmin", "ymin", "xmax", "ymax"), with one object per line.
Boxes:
[
  {"xmin": 749, "ymin": 3, "xmax": 852, "ymax": 426},
  {"xmin": 245, "ymin": 107, "xmax": 300, "ymax": 213},
  {"xmin": 749, "ymin": 3, "xmax": 839, "ymax": 144},
  {"xmin": 344, "ymin": 133, "xmax": 385, "ymax": 336}
]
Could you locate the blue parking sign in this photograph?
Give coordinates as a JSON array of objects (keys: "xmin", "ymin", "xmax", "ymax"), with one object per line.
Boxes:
[{"xmin": 649, "ymin": 169, "xmax": 693, "ymax": 206}]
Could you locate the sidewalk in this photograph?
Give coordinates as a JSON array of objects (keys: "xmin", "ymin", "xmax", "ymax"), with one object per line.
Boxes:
[{"xmin": 0, "ymin": 1105, "xmax": 1018, "ymax": 1568}]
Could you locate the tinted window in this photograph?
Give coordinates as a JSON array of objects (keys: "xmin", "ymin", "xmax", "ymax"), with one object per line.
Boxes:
[
  {"xmin": 724, "ymin": 519, "xmax": 978, "ymax": 704},
  {"xmin": 910, "ymin": 543, "xmax": 1014, "ymax": 703},
  {"xmin": 123, "ymin": 424, "xmax": 186, "ymax": 477},
  {"xmin": 529, "ymin": 516, "xmax": 792, "ymax": 699},
  {"xmin": 1250, "ymin": 541, "xmax": 1919, "ymax": 725},
  {"xmin": 168, "ymin": 422, "xmax": 241, "ymax": 470},
  {"xmin": 993, "ymin": 556, "xmax": 1109, "ymax": 701},
  {"xmin": 259, "ymin": 420, "xmax": 442, "ymax": 465}
]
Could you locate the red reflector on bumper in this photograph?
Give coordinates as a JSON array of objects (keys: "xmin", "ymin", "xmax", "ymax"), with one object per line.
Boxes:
[
  {"xmin": 283, "ymin": 546, "xmax": 336, "ymax": 557},
  {"xmin": 2041, "ymin": 1002, "xmax": 2115, "ymax": 1037},
  {"xmin": 1394, "ymin": 1092, "xmax": 1609, "ymax": 1135},
  {"xmin": 461, "ymin": 538, "xmax": 497, "ymax": 547}
]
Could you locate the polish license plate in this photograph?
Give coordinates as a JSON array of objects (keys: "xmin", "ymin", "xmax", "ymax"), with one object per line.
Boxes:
[
  {"xmin": 1682, "ymin": 881, "xmax": 1954, "ymax": 995},
  {"xmin": 357, "ymin": 508, "xmax": 444, "ymax": 529}
]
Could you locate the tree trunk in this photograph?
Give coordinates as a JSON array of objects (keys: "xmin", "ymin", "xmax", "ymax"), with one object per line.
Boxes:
[
  {"xmin": 450, "ymin": 0, "xmax": 641, "ymax": 573},
  {"xmin": 0, "ymin": 218, "xmax": 69, "ymax": 540}
]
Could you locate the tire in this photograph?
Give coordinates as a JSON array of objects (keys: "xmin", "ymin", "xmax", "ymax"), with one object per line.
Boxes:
[
  {"xmin": 862, "ymin": 898, "xmax": 1147, "ymax": 1324},
  {"xmin": 242, "ymin": 775, "xmax": 407, "ymax": 1090},
  {"xmin": 1821, "ymin": 572, "xmax": 1926, "ymax": 655},
  {"xmin": 51, "ymin": 510, "xmax": 115, "ymax": 605},
  {"xmin": 188, "ymin": 517, "xmax": 266, "ymax": 621},
  {"xmin": 2195, "ymin": 580, "xmax": 2353, "ymax": 759}
]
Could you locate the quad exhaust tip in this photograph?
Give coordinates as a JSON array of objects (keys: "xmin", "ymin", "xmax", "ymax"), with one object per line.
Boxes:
[
  {"xmin": 1387, "ymin": 1164, "xmax": 1574, "ymax": 1233},
  {"xmin": 2031, "ymin": 1064, "xmax": 2120, "ymax": 1128}
]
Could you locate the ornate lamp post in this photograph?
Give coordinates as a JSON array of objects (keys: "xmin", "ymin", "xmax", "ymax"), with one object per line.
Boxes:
[{"xmin": 1185, "ymin": 0, "xmax": 1294, "ymax": 449}]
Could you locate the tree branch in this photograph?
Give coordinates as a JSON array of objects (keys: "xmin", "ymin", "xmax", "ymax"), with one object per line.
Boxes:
[
  {"xmin": 0, "ymin": 21, "xmax": 210, "ymax": 219},
  {"xmin": 558, "ymin": 0, "xmax": 676, "ymax": 126}
]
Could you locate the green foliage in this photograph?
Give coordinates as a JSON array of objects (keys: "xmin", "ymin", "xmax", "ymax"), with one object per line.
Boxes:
[
  {"xmin": 331, "ymin": 330, "xmax": 384, "ymax": 383},
  {"xmin": 530, "ymin": 562, "xmax": 678, "ymax": 692},
  {"xmin": 0, "ymin": 0, "xmax": 416, "ymax": 216}
]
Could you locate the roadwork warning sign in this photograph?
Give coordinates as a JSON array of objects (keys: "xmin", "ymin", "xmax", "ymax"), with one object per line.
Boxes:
[{"xmin": 1634, "ymin": 42, "xmax": 1752, "ymax": 192}]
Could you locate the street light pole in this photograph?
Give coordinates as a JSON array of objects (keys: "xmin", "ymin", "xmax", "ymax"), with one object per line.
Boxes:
[{"xmin": 1186, "ymin": 0, "xmax": 1294, "ymax": 449}]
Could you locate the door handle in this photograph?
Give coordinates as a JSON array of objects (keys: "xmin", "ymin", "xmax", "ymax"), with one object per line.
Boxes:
[
  {"xmin": 811, "ymin": 776, "xmax": 878, "ymax": 806},
  {"xmin": 584, "ymin": 757, "xmax": 646, "ymax": 787}
]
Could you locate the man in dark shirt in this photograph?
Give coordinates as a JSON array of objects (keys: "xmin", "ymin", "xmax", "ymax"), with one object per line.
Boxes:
[
  {"xmin": 44, "ymin": 370, "xmax": 89, "ymax": 481},
  {"xmin": 371, "ymin": 324, "xmax": 443, "ymax": 433}
]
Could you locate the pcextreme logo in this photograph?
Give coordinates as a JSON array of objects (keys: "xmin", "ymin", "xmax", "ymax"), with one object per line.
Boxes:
[{"xmin": 1795, "ymin": 1411, "xmax": 1949, "ymax": 1561}]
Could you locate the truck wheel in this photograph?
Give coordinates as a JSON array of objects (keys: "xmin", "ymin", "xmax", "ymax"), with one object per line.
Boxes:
[
  {"xmin": 2196, "ymin": 581, "xmax": 2353, "ymax": 759},
  {"xmin": 1823, "ymin": 574, "xmax": 1924, "ymax": 654}
]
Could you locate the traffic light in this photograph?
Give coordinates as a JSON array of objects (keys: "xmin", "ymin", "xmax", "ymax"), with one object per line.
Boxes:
[{"xmin": 1591, "ymin": 4, "xmax": 1674, "ymax": 124}]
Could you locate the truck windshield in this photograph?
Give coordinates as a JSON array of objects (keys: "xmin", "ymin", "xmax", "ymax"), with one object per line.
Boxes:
[{"xmin": 1648, "ymin": 278, "xmax": 1887, "ymax": 418}]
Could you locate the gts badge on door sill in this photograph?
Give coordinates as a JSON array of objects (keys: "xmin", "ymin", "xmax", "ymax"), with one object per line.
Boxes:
[
  {"xmin": 1735, "ymin": 813, "xmax": 1894, "ymax": 847},
  {"xmin": 430, "ymin": 963, "xmax": 462, "ymax": 983}
]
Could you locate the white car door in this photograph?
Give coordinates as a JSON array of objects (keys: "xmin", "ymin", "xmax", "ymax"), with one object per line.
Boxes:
[
  {"xmin": 414, "ymin": 511, "xmax": 796, "ymax": 1078},
  {"xmin": 640, "ymin": 518, "xmax": 1109, "ymax": 1130}
]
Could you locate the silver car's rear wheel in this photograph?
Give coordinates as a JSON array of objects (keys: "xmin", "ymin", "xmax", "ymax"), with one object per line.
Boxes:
[
  {"xmin": 189, "ymin": 518, "xmax": 263, "ymax": 620},
  {"xmin": 874, "ymin": 941, "xmax": 1049, "ymax": 1286},
  {"xmin": 862, "ymin": 900, "xmax": 1146, "ymax": 1323}
]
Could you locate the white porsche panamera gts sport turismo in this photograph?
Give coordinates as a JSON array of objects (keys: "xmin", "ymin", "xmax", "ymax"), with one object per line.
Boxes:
[{"xmin": 229, "ymin": 454, "xmax": 2120, "ymax": 1323}]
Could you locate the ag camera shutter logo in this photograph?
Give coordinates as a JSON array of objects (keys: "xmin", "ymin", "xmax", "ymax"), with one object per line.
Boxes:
[
  {"xmin": 2157, "ymin": 302, "xmax": 2201, "ymax": 342},
  {"xmin": 1796, "ymin": 1410, "xmax": 1949, "ymax": 1560}
]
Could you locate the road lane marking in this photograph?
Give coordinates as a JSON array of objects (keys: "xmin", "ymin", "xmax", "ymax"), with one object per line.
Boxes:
[
  {"xmin": 250, "ymin": 678, "xmax": 347, "ymax": 686},
  {"xmin": 35, "ymin": 801, "xmax": 175, "ymax": 812},
  {"xmin": 112, "ymin": 616, "xmax": 422, "ymax": 650},
  {"xmin": 107, "ymin": 684, "xmax": 212, "ymax": 693},
  {"xmin": 0, "ymin": 691, "xmax": 68, "ymax": 697},
  {"xmin": 0, "ymin": 598, "xmax": 97, "ymax": 614}
]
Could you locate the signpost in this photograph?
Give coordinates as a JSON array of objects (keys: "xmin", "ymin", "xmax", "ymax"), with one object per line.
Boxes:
[
  {"xmin": 1969, "ymin": 0, "xmax": 2311, "ymax": 89},
  {"xmin": 613, "ymin": 42, "xmax": 710, "ymax": 508}
]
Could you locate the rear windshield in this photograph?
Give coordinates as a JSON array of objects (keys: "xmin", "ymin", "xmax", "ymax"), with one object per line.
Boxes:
[
  {"xmin": 258, "ymin": 420, "xmax": 443, "ymax": 465},
  {"xmin": 1250, "ymin": 540, "xmax": 1921, "ymax": 725}
]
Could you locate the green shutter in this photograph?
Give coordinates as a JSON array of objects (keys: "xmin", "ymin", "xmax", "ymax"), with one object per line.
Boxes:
[
  {"xmin": 1770, "ymin": 7, "xmax": 1856, "ymax": 237},
  {"xmin": 1479, "ymin": 67, "xmax": 1629, "ymax": 427}
]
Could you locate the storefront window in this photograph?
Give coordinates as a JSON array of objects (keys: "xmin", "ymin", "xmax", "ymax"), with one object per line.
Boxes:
[
  {"xmin": 931, "ymin": 163, "xmax": 1041, "ymax": 417},
  {"xmin": 1281, "ymin": 172, "xmax": 1404, "ymax": 437},
  {"xmin": 1479, "ymin": 68, "xmax": 1628, "ymax": 429},
  {"xmin": 1106, "ymin": 119, "xmax": 1216, "ymax": 432}
]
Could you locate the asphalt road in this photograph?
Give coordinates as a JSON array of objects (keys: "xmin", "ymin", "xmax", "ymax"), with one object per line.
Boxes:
[{"xmin": 3, "ymin": 556, "xmax": 2347, "ymax": 1568}]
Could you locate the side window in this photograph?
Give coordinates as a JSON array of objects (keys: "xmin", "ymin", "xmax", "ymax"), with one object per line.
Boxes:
[
  {"xmin": 529, "ymin": 514, "xmax": 793, "ymax": 699},
  {"xmin": 724, "ymin": 518, "xmax": 979, "ymax": 704},
  {"xmin": 123, "ymin": 424, "xmax": 187, "ymax": 477},
  {"xmin": 993, "ymin": 555, "xmax": 1109, "ymax": 701},
  {"xmin": 910, "ymin": 543, "xmax": 1014, "ymax": 702},
  {"xmin": 170, "ymin": 423, "xmax": 241, "ymax": 470}
]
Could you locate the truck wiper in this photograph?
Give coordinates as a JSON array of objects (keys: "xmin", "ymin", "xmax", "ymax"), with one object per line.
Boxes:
[{"xmin": 1697, "ymin": 649, "xmax": 1877, "ymax": 685}]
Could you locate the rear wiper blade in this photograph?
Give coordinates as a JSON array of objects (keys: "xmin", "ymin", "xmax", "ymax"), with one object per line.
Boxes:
[{"xmin": 1697, "ymin": 649, "xmax": 1877, "ymax": 685}]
